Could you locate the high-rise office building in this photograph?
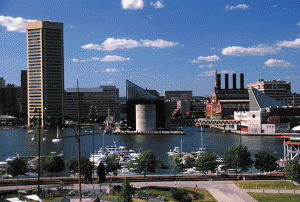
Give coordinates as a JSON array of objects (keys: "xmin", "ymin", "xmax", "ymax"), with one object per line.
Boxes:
[
  {"xmin": 0, "ymin": 77, "xmax": 5, "ymax": 89},
  {"xmin": 26, "ymin": 21, "xmax": 64, "ymax": 127},
  {"xmin": 20, "ymin": 70, "xmax": 27, "ymax": 116}
]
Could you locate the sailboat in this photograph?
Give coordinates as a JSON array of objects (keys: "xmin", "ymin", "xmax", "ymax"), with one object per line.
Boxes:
[
  {"xmin": 43, "ymin": 135, "xmax": 47, "ymax": 141},
  {"xmin": 52, "ymin": 125, "xmax": 62, "ymax": 143}
]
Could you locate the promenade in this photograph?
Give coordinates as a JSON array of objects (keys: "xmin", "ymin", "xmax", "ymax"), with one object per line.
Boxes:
[{"xmin": 2, "ymin": 179, "xmax": 300, "ymax": 202}]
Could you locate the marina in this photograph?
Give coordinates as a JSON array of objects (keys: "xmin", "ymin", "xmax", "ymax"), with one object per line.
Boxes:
[{"xmin": 0, "ymin": 126, "xmax": 289, "ymax": 176}]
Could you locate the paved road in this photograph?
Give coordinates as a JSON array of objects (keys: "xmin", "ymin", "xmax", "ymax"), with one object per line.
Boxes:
[{"xmin": 3, "ymin": 181, "xmax": 300, "ymax": 202}]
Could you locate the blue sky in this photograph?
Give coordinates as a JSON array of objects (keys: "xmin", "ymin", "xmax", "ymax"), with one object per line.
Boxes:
[{"xmin": 0, "ymin": 0, "xmax": 300, "ymax": 96}]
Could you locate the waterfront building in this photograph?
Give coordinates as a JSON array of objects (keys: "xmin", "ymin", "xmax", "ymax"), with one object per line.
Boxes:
[
  {"xmin": 248, "ymin": 79, "xmax": 300, "ymax": 107},
  {"xmin": 126, "ymin": 80, "xmax": 172, "ymax": 131},
  {"xmin": 20, "ymin": 70, "xmax": 27, "ymax": 117},
  {"xmin": 64, "ymin": 86, "xmax": 119, "ymax": 121},
  {"xmin": 234, "ymin": 87, "xmax": 300, "ymax": 134},
  {"xmin": 0, "ymin": 84, "xmax": 21, "ymax": 117},
  {"xmin": 0, "ymin": 77, "xmax": 5, "ymax": 89},
  {"xmin": 26, "ymin": 21, "xmax": 64, "ymax": 127},
  {"xmin": 206, "ymin": 71, "xmax": 249, "ymax": 119}
]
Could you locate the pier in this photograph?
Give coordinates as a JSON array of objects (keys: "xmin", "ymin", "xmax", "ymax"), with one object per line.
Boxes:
[{"xmin": 112, "ymin": 130, "xmax": 187, "ymax": 135}]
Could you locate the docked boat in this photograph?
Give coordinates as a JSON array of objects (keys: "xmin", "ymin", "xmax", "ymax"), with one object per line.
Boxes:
[
  {"xmin": 52, "ymin": 125, "xmax": 62, "ymax": 143},
  {"xmin": 26, "ymin": 130, "xmax": 35, "ymax": 134}
]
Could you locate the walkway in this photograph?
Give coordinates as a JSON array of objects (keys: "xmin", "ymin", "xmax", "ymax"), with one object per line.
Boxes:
[{"xmin": 3, "ymin": 181, "xmax": 300, "ymax": 202}]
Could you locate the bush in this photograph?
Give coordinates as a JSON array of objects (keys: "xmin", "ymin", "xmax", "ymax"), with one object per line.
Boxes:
[
  {"xmin": 189, "ymin": 190, "xmax": 204, "ymax": 200},
  {"xmin": 179, "ymin": 195, "xmax": 192, "ymax": 202},
  {"xmin": 170, "ymin": 188, "xmax": 188, "ymax": 201},
  {"xmin": 113, "ymin": 185, "xmax": 122, "ymax": 192}
]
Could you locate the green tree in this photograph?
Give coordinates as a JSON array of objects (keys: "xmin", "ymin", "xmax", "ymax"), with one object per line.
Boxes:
[
  {"xmin": 97, "ymin": 162, "xmax": 106, "ymax": 183},
  {"xmin": 117, "ymin": 178, "xmax": 135, "ymax": 202},
  {"xmin": 254, "ymin": 150, "xmax": 277, "ymax": 174},
  {"xmin": 157, "ymin": 158, "xmax": 169, "ymax": 175},
  {"xmin": 7, "ymin": 157, "xmax": 28, "ymax": 178},
  {"xmin": 136, "ymin": 150, "xmax": 158, "ymax": 177},
  {"xmin": 41, "ymin": 153, "xmax": 65, "ymax": 176},
  {"xmin": 168, "ymin": 154, "xmax": 184, "ymax": 175},
  {"xmin": 195, "ymin": 152, "xmax": 219, "ymax": 175},
  {"xmin": 126, "ymin": 160, "xmax": 136, "ymax": 175},
  {"xmin": 223, "ymin": 144, "xmax": 253, "ymax": 176},
  {"xmin": 65, "ymin": 156, "xmax": 93, "ymax": 181},
  {"xmin": 184, "ymin": 156, "xmax": 196, "ymax": 169},
  {"xmin": 284, "ymin": 160, "xmax": 300, "ymax": 184},
  {"xmin": 105, "ymin": 154, "xmax": 121, "ymax": 178},
  {"xmin": 65, "ymin": 157, "xmax": 78, "ymax": 173}
]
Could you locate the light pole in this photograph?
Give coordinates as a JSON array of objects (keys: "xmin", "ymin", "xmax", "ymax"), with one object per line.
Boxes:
[{"xmin": 33, "ymin": 108, "xmax": 44, "ymax": 196}]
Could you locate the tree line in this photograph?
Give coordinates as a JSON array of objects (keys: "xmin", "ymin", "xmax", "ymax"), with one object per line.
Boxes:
[{"xmin": 5, "ymin": 145, "xmax": 300, "ymax": 183}]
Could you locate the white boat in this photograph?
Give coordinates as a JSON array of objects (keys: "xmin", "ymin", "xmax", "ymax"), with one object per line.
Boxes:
[
  {"xmin": 167, "ymin": 147, "xmax": 180, "ymax": 156},
  {"xmin": 31, "ymin": 135, "xmax": 36, "ymax": 141},
  {"xmin": 106, "ymin": 140, "xmax": 126, "ymax": 155},
  {"xmin": 26, "ymin": 130, "xmax": 35, "ymax": 134},
  {"xmin": 43, "ymin": 137, "xmax": 47, "ymax": 141},
  {"xmin": 52, "ymin": 126, "xmax": 62, "ymax": 143}
]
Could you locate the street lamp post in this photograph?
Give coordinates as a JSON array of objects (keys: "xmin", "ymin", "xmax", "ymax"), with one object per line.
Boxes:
[{"xmin": 33, "ymin": 108, "xmax": 42, "ymax": 196}]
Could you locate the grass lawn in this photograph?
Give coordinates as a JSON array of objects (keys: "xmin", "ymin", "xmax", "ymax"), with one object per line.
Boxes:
[
  {"xmin": 104, "ymin": 187, "xmax": 216, "ymax": 202},
  {"xmin": 249, "ymin": 193, "xmax": 300, "ymax": 202},
  {"xmin": 183, "ymin": 188, "xmax": 217, "ymax": 202},
  {"xmin": 234, "ymin": 181, "xmax": 300, "ymax": 190},
  {"xmin": 102, "ymin": 195, "xmax": 145, "ymax": 202}
]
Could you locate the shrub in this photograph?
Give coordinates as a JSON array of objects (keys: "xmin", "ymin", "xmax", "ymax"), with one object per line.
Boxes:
[
  {"xmin": 189, "ymin": 190, "xmax": 204, "ymax": 200},
  {"xmin": 170, "ymin": 188, "xmax": 188, "ymax": 201}
]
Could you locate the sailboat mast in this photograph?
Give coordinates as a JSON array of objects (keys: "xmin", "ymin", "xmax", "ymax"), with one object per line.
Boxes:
[{"xmin": 77, "ymin": 79, "xmax": 82, "ymax": 201}]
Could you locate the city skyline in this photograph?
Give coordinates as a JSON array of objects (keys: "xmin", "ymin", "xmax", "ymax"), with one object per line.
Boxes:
[{"xmin": 1, "ymin": 0, "xmax": 300, "ymax": 96}]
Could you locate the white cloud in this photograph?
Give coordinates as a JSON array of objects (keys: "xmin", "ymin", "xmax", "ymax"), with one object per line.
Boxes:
[
  {"xmin": 102, "ymin": 38, "xmax": 139, "ymax": 50},
  {"xmin": 222, "ymin": 45, "xmax": 281, "ymax": 56},
  {"xmin": 82, "ymin": 38, "xmax": 178, "ymax": 51},
  {"xmin": 0, "ymin": 15, "xmax": 37, "ymax": 33},
  {"xmin": 196, "ymin": 55, "xmax": 221, "ymax": 62},
  {"xmin": 71, "ymin": 56, "xmax": 130, "ymax": 62},
  {"xmin": 151, "ymin": 1, "xmax": 164, "ymax": 9},
  {"xmin": 207, "ymin": 64, "xmax": 215, "ymax": 68},
  {"xmin": 225, "ymin": 4, "xmax": 249, "ymax": 11},
  {"xmin": 140, "ymin": 39, "xmax": 178, "ymax": 48},
  {"xmin": 198, "ymin": 65, "xmax": 205, "ymax": 68},
  {"xmin": 91, "ymin": 57, "xmax": 100, "ymax": 61},
  {"xmin": 104, "ymin": 68, "xmax": 119, "ymax": 73},
  {"xmin": 297, "ymin": 22, "xmax": 300, "ymax": 26},
  {"xmin": 264, "ymin": 59, "xmax": 293, "ymax": 67},
  {"xmin": 81, "ymin": 43, "xmax": 102, "ymax": 50},
  {"xmin": 276, "ymin": 38, "xmax": 300, "ymax": 48},
  {"xmin": 199, "ymin": 70, "xmax": 215, "ymax": 77},
  {"xmin": 122, "ymin": 0, "xmax": 144, "ymax": 10},
  {"xmin": 70, "ymin": 25, "xmax": 74, "ymax": 28},
  {"xmin": 219, "ymin": 70, "xmax": 234, "ymax": 75},
  {"xmin": 101, "ymin": 55, "xmax": 130, "ymax": 62},
  {"xmin": 147, "ymin": 15, "xmax": 153, "ymax": 19}
]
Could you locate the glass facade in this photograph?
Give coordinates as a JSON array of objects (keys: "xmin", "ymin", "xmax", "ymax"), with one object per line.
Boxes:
[{"xmin": 126, "ymin": 80, "xmax": 159, "ymax": 101}]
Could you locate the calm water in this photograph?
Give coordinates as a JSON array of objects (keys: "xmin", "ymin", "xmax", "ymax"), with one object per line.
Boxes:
[{"xmin": 0, "ymin": 127, "xmax": 284, "ymax": 174}]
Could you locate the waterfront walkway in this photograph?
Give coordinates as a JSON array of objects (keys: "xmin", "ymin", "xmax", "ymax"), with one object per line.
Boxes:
[{"xmin": 2, "ymin": 180, "xmax": 300, "ymax": 202}]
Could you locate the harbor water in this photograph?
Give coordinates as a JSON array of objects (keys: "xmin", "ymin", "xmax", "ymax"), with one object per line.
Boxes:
[{"xmin": 0, "ymin": 126, "xmax": 284, "ymax": 175}]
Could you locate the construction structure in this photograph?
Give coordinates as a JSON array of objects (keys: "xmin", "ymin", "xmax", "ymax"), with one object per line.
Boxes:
[{"xmin": 26, "ymin": 21, "xmax": 64, "ymax": 127}]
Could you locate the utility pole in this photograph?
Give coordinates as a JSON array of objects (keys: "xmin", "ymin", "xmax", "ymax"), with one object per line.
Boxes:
[{"xmin": 77, "ymin": 79, "xmax": 82, "ymax": 201}]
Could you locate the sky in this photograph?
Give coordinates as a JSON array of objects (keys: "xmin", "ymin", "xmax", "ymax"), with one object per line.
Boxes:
[{"xmin": 0, "ymin": 0, "xmax": 300, "ymax": 97}]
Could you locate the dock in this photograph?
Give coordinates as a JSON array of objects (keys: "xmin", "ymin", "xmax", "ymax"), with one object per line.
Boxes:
[{"xmin": 112, "ymin": 130, "xmax": 187, "ymax": 135}]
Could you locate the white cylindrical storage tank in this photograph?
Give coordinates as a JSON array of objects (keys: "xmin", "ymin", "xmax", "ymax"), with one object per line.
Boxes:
[{"xmin": 136, "ymin": 104, "xmax": 156, "ymax": 131}]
